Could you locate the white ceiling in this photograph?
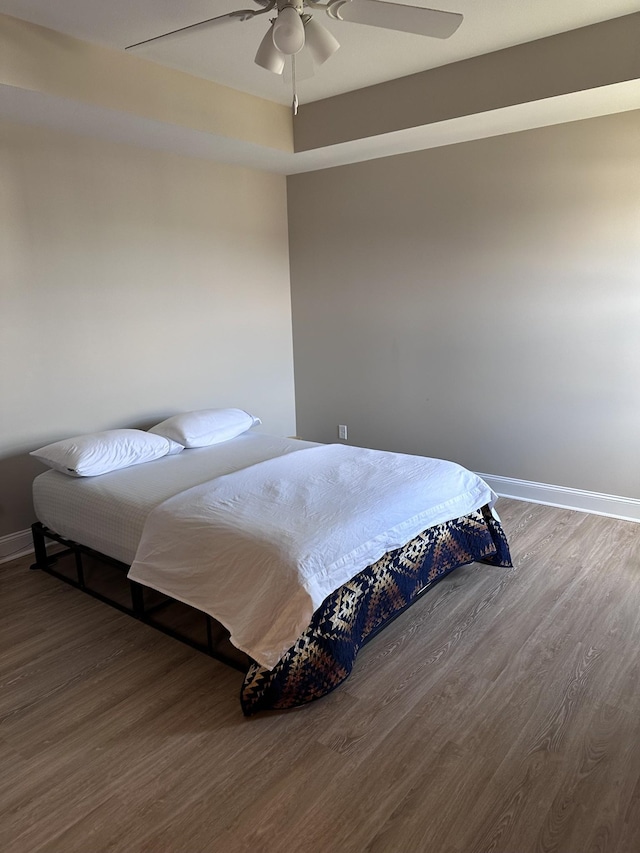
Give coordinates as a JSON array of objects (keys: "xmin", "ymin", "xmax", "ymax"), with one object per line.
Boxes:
[{"xmin": 1, "ymin": 0, "xmax": 640, "ymax": 106}]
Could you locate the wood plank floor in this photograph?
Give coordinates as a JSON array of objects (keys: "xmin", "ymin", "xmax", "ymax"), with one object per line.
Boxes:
[{"xmin": 2, "ymin": 499, "xmax": 640, "ymax": 852}]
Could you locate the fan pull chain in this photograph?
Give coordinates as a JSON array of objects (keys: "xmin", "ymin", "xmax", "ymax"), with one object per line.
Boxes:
[{"xmin": 292, "ymin": 54, "xmax": 299, "ymax": 116}]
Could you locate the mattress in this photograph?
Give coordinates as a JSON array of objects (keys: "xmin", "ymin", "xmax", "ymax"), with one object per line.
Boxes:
[{"xmin": 32, "ymin": 433, "xmax": 318, "ymax": 564}]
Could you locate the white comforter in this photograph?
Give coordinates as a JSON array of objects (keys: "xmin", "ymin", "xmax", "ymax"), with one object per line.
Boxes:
[{"xmin": 128, "ymin": 444, "xmax": 495, "ymax": 669}]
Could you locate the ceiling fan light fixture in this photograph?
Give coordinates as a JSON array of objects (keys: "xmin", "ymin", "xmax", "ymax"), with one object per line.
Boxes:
[
  {"xmin": 255, "ymin": 23, "xmax": 285, "ymax": 74},
  {"xmin": 304, "ymin": 17, "xmax": 340, "ymax": 65},
  {"xmin": 272, "ymin": 5, "xmax": 306, "ymax": 55}
]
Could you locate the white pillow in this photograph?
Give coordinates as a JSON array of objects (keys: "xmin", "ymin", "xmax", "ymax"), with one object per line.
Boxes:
[
  {"xmin": 149, "ymin": 408, "xmax": 261, "ymax": 448},
  {"xmin": 30, "ymin": 429, "xmax": 183, "ymax": 477}
]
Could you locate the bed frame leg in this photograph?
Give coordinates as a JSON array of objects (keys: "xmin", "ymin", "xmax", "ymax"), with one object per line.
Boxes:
[
  {"xmin": 73, "ymin": 545, "xmax": 86, "ymax": 587},
  {"xmin": 30, "ymin": 522, "xmax": 49, "ymax": 571},
  {"xmin": 130, "ymin": 581, "xmax": 145, "ymax": 617}
]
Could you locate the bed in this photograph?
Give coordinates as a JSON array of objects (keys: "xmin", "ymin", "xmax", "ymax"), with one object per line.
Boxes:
[{"xmin": 31, "ymin": 426, "xmax": 512, "ymax": 715}]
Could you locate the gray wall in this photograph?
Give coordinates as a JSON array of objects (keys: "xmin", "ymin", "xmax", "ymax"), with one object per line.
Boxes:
[
  {"xmin": 0, "ymin": 120, "xmax": 296, "ymax": 537},
  {"xmin": 288, "ymin": 111, "xmax": 640, "ymax": 498}
]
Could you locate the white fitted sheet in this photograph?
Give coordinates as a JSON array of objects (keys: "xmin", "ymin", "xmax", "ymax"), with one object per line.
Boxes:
[{"xmin": 33, "ymin": 433, "xmax": 317, "ymax": 564}]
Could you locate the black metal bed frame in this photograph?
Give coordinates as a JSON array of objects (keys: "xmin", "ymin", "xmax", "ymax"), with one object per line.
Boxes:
[
  {"xmin": 30, "ymin": 521, "xmax": 251, "ymax": 673},
  {"xmin": 30, "ymin": 519, "xmax": 445, "ymax": 682}
]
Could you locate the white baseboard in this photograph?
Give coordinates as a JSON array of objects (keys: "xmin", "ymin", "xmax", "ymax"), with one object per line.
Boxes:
[
  {"xmin": 0, "ymin": 529, "xmax": 35, "ymax": 564},
  {"xmin": 0, "ymin": 528, "xmax": 66, "ymax": 565},
  {"xmin": 479, "ymin": 473, "xmax": 640, "ymax": 524}
]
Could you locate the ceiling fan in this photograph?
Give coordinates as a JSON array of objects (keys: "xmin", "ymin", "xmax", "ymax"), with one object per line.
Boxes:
[
  {"xmin": 126, "ymin": 1, "xmax": 463, "ymax": 112},
  {"xmin": 126, "ymin": 1, "xmax": 463, "ymax": 70}
]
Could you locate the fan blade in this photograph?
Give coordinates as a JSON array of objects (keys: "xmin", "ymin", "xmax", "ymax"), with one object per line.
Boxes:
[
  {"xmin": 125, "ymin": 12, "xmax": 243, "ymax": 51},
  {"xmin": 330, "ymin": 0, "xmax": 463, "ymax": 39}
]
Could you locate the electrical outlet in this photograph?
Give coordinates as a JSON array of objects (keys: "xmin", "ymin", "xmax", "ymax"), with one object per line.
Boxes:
[{"xmin": 338, "ymin": 424, "xmax": 348, "ymax": 440}]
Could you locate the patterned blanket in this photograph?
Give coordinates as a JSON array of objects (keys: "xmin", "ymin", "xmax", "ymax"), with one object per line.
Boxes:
[{"xmin": 241, "ymin": 505, "xmax": 511, "ymax": 715}]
